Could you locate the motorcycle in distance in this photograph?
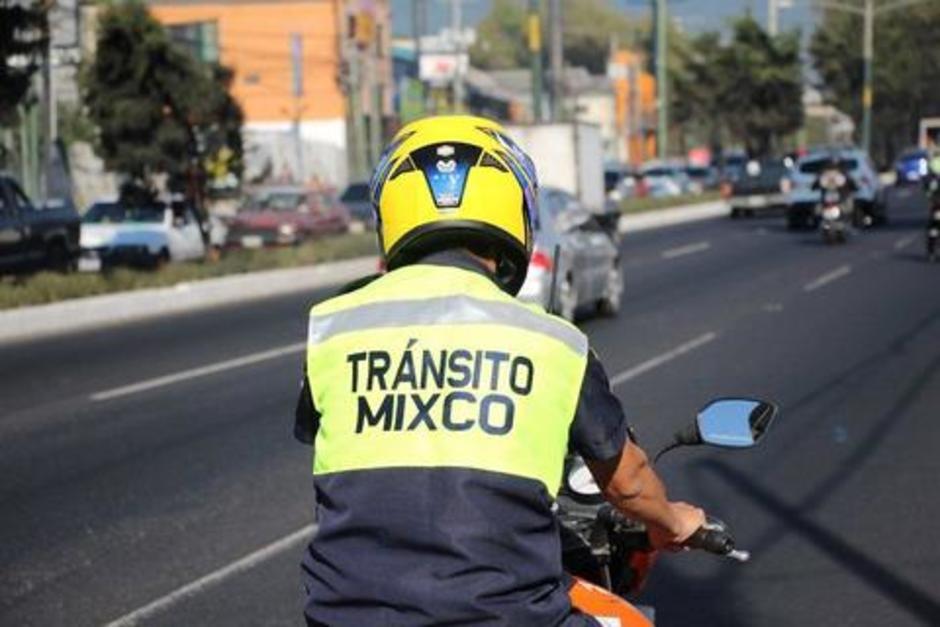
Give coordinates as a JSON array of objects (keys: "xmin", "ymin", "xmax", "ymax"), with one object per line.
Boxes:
[
  {"xmin": 559, "ymin": 397, "xmax": 778, "ymax": 626},
  {"xmin": 926, "ymin": 178, "xmax": 940, "ymax": 262},
  {"xmin": 818, "ymin": 190, "xmax": 851, "ymax": 244}
]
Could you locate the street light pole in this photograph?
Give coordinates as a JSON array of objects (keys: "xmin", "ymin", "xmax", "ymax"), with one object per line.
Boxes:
[
  {"xmin": 813, "ymin": 0, "xmax": 928, "ymax": 155},
  {"xmin": 528, "ymin": 0, "xmax": 543, "ymax": 122},
  {"xmin": 655, "ymin": 0, "xmax": 667, "ymax": 159},
  {"xmin": 861, "ymin": 0, "xmax": 874, "ymax": 154}
]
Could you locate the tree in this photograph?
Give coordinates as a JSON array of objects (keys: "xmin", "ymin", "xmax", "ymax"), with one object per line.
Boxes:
[
  {"xmin": 0, "ymin": 0, "xmax": 48, "ymax": 123},
  {"xmin": 469, "ymin": 0, "xmax": 638, "ymax": 74},
  {"xmin": 83, "ymin": 1, "xmax": 243, "ymax": 205},
  {"xmin": 811, "ymin": 2, "xmax": 940, "ymax": 164},
  {"xmin": 469, "ymin": 0, "xmax": 528, "ymax": 71},
  {"xmin": 669, "ymin": 17, "xmax": 802, "ymax": 158}
]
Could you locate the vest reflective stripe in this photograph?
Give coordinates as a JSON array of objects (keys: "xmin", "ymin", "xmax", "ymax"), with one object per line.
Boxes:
[
  {"xmin": 308, "ymin": 294, "xmax": 587, "ymax": 355},
  {"xmin": 305, "ymin": 265, "xmax": 588, "ymax": 495}
]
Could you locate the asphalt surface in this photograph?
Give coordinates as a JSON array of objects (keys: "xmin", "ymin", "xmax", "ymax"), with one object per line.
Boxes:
[{"xmin": 2, "ymin": 186, "xmax": 939, "ymax": 626}]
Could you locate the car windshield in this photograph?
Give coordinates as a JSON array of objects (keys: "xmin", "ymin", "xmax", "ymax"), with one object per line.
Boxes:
[
  {"xmin": 340, "ymin": 183, "xmax": 370, "ymax": 203},
  {"xmin": 247, "ymin": 191, "xmax": 305, "ymax": 211},
  {"xmin": 643, "ymin": 167, "xmax": 679, "ymax": 177},
  {"xmin": 898, "ymin": 150, "xmax": 927, "ymax": 161},
  {"xmin": 799, "ymin": 158, "xmax": 859, "ymax": 174},
  {"xmin": 83, "ymin": 203, "xmax": 164, "ymax": 223}
]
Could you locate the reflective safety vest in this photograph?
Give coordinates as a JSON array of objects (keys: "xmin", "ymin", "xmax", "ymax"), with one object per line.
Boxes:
[{"xmin": 305, "ymin": 263, "xmax": 589, "ymax": 494}]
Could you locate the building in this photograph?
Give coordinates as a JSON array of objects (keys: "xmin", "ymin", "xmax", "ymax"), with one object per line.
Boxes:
[
  {"xmin": 149, "ymin": 0, "xmax": 392, "ymax": 187},
  {"xmin": 607, "ymin": 50, "xmax": 657, "ymax": 166}
]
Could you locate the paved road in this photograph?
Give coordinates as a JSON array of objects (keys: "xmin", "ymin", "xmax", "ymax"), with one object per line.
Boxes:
[{"xmin": 2, "ymin": 190, "xmax": 939, "ymax": 626}]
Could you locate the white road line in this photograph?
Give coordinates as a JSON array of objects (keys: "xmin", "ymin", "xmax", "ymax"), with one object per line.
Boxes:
[
  {"xmin": 803, "ymin": 265, "xmax": 852, "ymax": 293},
  {"xmin": 894, "ymin": 236, "xmax": 915, "ymax": 250},
  {"xmin": 104, "ymin": 524, "xmax": 315, "ymax": 627},
  {"xmin": 661, "ymin": 241, "xmax": 711, "ymax": 259},
  {"xmin": 90, "ymin": 342, "xmax": 306, "ymax": 401},
  {"xmin": 610, "ymin": 332, "xmax": 718, "ymax": 387}
]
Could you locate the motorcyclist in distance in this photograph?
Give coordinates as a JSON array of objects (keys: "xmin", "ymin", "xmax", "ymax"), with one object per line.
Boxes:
[{"xmin": 812, "ymin": 154, "xmax": 859, "ymax": 223}]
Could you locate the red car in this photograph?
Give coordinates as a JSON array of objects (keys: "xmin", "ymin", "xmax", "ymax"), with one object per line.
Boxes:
[{"xmin": 227, "ymin": 186, "xmax": 350, "ymax": 248}]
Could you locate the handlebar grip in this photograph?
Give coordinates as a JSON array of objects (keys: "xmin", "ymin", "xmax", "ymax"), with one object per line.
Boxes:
[{"xmin": 687, "ymin": 523, "xmax": 735, "ymax": 556}]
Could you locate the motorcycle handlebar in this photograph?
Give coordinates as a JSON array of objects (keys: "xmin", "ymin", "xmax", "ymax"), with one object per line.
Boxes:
[
  {"xmin": 598, "ymin": 508, "xmax": 750, "ymax": 562},
  {"xmin": 686, "ymin": 519, "xmax": 750, "ymax": 563}
]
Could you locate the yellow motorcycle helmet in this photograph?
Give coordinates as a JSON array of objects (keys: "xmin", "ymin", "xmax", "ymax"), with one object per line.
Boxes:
[{"xmin": 369, "ymin": 115, "xmax": 538, "ymax": 295}]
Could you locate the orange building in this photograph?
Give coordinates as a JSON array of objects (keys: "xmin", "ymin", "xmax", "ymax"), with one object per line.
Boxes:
[
  {"xmin": 608, "ymin": 50, "xmax": 657, "ymax": 166},
  {"xmin": 149, "ymin": 0, "xmax": 391, "ymax": 185}
]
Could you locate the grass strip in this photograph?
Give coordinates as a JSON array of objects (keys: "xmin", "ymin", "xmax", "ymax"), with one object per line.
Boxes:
[
  {"xmin": 0, "ymin": 232, "xmax": 379, "ymax": 310},
  {"xmin": 2, "ymin": 194, "xmax": 722, "ymax": 310},
  {"xmin": 620, "ymin": 191, "xmax": 722, "ymax": 214}
]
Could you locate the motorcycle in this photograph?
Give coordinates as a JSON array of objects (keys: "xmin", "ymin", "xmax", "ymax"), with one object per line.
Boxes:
[
  {"xmin": 559, "ymin": 397, "xmax": 778, "ymax": 625},
  {"xmin": 818, "ymin": 190, "xmax": 850, "ymax": 245},
  {"xmin": 926, "ymin": 179, "xmax": 940, "ymax": 262}
]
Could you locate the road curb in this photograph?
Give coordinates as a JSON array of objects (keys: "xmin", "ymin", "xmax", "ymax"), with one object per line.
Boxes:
[
  {"xmin": 618, "ymin": 200, "xmax": 726, "ymax": 233},
  {"xmin": 1, "ymin": 200, "xmax": 728, "ymax": 343},
  {"xmin": 0, "ymin": 256, "xmax": 377, "ymax": 344}
]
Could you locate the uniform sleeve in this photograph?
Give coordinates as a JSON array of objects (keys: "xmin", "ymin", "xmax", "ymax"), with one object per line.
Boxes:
[
  {"xmin": 568, "ymin": 349, "xmax": 629, "ymax": 461},
  {"xmin": 294, "ymin": 373, "xmax": 321, "ymax": 445}
]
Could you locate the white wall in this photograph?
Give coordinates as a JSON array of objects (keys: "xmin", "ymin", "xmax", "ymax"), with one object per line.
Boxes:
[{"xmin": 244, "ymin": 118, "xmax": 348, "ymax": 187}]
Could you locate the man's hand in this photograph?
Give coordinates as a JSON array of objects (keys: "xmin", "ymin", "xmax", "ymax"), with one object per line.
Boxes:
[
  {"xmin": 585, "ymin": 442, "xmax": 707, "ymax": 552},
  {"xmin": 646, "ymin": 501, "xmax": 706, "ymax": 550}
]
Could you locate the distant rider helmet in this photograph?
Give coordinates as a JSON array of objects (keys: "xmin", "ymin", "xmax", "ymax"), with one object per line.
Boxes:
[{"xmin": 369, "ymin": 115, "xmax": 538, "ymax": 295}]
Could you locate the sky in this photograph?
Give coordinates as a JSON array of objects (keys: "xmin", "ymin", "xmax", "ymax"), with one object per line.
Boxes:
[{"xmin": 389, "ymin": 0, "xmax": 821, "ymax": 40}]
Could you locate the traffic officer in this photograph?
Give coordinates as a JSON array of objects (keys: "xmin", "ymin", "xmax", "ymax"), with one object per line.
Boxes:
[{"xmin": 295, "ymin": 115, "xmax": 705, "ymax": 626}]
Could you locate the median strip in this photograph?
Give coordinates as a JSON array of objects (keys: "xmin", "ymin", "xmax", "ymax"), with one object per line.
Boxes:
[
  {"xmin": 661, "ymin": 241, "xmax": 712, "ymax": 260},
  {"xmin": 90, "ymin": 342, "xmax": 306, "ymax": 401},
  {"xmin": 610, "ymin": 332, "xmax": 718, "ymax": 387},
  {"xmin": 104, "ymin": 524, "xmax": 316, "ymax": 627},
  {"xmin": 803, "ymin": 265, "xmax": 852, "ymax": 293}
]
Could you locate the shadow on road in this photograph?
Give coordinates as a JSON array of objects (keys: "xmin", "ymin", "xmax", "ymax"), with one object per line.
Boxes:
[{"xmin": 700, "ymin": 460, "xmax": 940, "ymax": 625}]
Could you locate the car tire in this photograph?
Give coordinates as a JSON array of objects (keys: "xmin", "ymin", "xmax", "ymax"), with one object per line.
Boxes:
[
  {"xmin": 558, "ymin": 277, "xmax": 578, "ymax": 322},
  {"xmin": 730, "ymin": 208, "xmax": 740, "ymax": 219},
  {"xmin": 597, "ymin": 263, "xmax": 623, "ymax": 317},
  {"xmin": 153, "ymin": 248, "xmax": 170, "ymax": 270},
  {"xmin": 45, "ymin": 239, "xmax": 74, "ymax": 273}
]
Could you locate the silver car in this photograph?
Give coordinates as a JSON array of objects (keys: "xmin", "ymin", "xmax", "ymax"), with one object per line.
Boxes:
[{"xmin": 518, "ymin": 187, "xmax": 622, "ymax": 321}]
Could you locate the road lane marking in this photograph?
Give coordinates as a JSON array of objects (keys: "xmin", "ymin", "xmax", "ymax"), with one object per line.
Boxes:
[
  {"xmin": 661, "ymin": 241, "xmax": 711, "ymax": 259},
  {"xmin": 104, "ymin": 524, "xmax": 316, "ymax": 627},
  {"xmin": 894, "ymin": 236, "xmax": 915, "ymax": 250},
  {"xmin": 90, "ymin": 342, "xmax": 306, "ymax": 401},
  {"xmin": 803, "ymin": 265, "xmax": 852, "ymax": 293},
  {"xmin": 610, "ymin": 332, "xmax": 718, "ymax": 387}
]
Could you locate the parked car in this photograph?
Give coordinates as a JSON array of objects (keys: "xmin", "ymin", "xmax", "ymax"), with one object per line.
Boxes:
[
  {"xmin": 727, "ymin": 158, "xmax": 791, "ymax": 218},
  {"xmin": 786, "ymin": 148, "xmax": 885, "ymax": 229},
  {"xmin": 640, "ymin": 162, "xmax": 691, "ymax": 197},
  {"xmin": 338, "ymin": 181, "xmax": 374, "ymax": 227},
  {"xmin": 79, "ymin": 201, "xmax": 206, "ymax": 270},
  {"xmin": 685, "ymin": 165, "xmax": 720, "ymax": 193},
  {"xmin": 716, "ymin": 150, "xmax": 749, "ymax": 183},
  {"xmin": 0, "ymin": 173, "xmax": 80, "ymax": 274},
  {"xmin": 517, "ymin": 187, "xmax": 621, "ymax": 321},
  {"xmin": 894, "ymin": 148, "xmax": 930, "ymax": 186},
  {"xmin": 227, "ymin": 186, "xmax": 350, "ymax": 248}
]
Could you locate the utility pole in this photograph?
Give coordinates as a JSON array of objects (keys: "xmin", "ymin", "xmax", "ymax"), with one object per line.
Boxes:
[
  {"xmin": 451, "ymin": 0, "xmax": 464, "ymax": 111},
  {"xmin": 290, "ymin": 33, "xmax": 306, "ymax": 184},
  {"xmin": 768, "ymin": 0, "xmax": 779, "ymax": 36},
  {"xmin": 412, "ymin": 0, "xmax": 425, "ymax": 109},
  {"xmin": 813, "ymin": 0, "xmax": 927, "ymax": 155},
  {"xmin": 654, "ymin": 0, "xmax": 667, "ymax": 159},
  {"xmin": 861, "ymin": 0, "xmax": 874, "ymax": 155},
  {"xmin": 528, "ymin": 0, "xmax": 543, "ymax": 122},
  {"xmin": 548, "ymin": 0, "xmax": 563, "ymax": 122}
]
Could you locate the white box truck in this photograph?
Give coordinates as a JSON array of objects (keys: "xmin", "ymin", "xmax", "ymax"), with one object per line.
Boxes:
[{"xmin": 505, "ymin": 123, "xmax": 605, "ymax": 212}]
